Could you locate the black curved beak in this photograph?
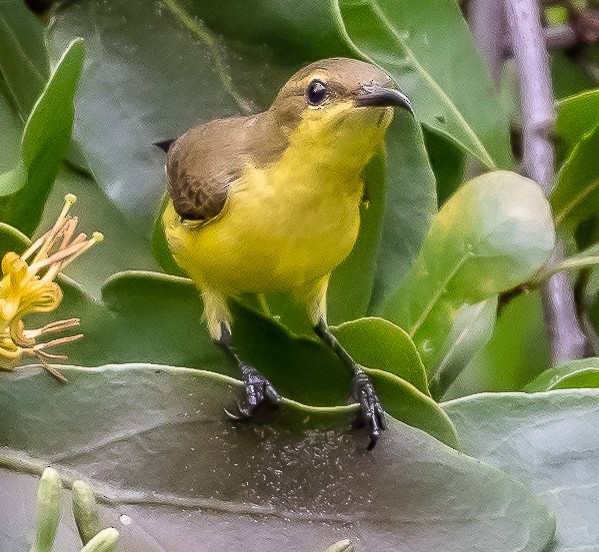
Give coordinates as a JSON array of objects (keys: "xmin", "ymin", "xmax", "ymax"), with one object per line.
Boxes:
[{"xmin": 355, "ymin": 85, "xmax": 414, "ymax": 115}]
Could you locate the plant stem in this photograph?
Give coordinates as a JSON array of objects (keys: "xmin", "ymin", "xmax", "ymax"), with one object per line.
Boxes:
[
  {"xmin": 468, "ymin": 0, "xmax": 508, "ymax": 85},
  {"xmin": 505, "ymin": 0, "xmax": 592, "ymax": 364}
]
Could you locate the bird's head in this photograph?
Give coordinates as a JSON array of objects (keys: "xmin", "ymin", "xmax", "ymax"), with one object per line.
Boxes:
[{"xmin": 269, "ymin": 57, "xmax": 413, "ymax": 159}]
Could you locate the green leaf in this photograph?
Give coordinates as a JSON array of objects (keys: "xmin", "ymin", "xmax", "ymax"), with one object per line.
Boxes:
[
  {"xmin": 534, "ymin": 241, "xmax": 599, "ymax": 283},
  {"xmin": 333, "ymin": 0, "xmax": 512, "ymax": 169},
  {"xmin": 0, "ymin": 0, "xmax": 48, "ymax": 118},
  {"xmin": 545, "ymin": 5, "xmax": 568, "ymax": 25},
  {"xmin": 551, "ymin": 122, "xmax": 599, "ymax": 230},
  {"xmin": 327, "ymin": 150, "xmax": 386, "ymax": 322},
  {"xmin": 447, "ymin": 291, "xmax": 550, "ymax": 398},
  {"xmin": 332, "ymin": 317, "xmax": 429, "ymax": 395},
  {"xmin": 443, "ymin": 389, "xmax": 599, "ymax": 551},
  {"xmin": 0, "ymin": 365, "xmax": 555, "ymax": 551},
  {"xmin": 370, "ymin": 113, "xmax": 438, "ymax": 310},
  {"xmin": 428, "ymin": 298, "xmax": 498, "ymax": 400},
  {"xmin": 46, "ymin": 0, "xmax": 250, "ymax": 229},
  {"xmin": 555, "ymin": 89, "xmax": 599, "ymax": 162},
  {"xmin": 551, "ymin": 52, "xmax": 597, "ymax": 102},
  {"xmin": 0, "ymin": 221, "xmax": 29, "ymax": 252},
  {"xmin": 423, "ymin": 127, "xmax": 466, "ymax": 207},
  {"xmin": 0, "ymin": 38, "xmax": 85, "ymax": 235},
  {"xmin": 230, "ymin": 302, "xmax": 457, "ymax": 447},
  {"xmin": 382, "ymin": 171, "xmax": 556, "ymax": 368},
  {"xmin": 525, "ymin": 358, "xmax": 599, "ymax": 391}
]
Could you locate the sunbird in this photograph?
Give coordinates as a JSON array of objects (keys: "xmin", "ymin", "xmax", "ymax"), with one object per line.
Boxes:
[{"xmin": 159, "ymin": 58, "xmax": 413, "ymax": 449}]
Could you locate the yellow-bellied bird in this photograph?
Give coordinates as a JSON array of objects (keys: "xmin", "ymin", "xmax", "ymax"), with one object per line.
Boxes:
[{"xmin": 158, "ymin": 58, "xmax": 413, "ymax": 449}]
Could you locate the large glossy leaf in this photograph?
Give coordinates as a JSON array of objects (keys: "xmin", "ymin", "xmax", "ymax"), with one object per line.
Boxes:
[
  {"xmin": 0, "ymin": 38, "xmax": 85, "ymax": 235},
  {"xmin": 382, "ymin": 171, "xmax": 556, "ymax": 368},
  {"xmin": 0, "ymin": 365, "xmax": 554, "ymax": 551},
  {"xmin": 525, "ymin": 358, "xmax": 599, "ymax": 391},
  {"xmin": 555, "ymin": 89, "xmax": 599, "ymax": 162},
  {"xmin": 551, "ymin": 122, "xmax": 599, "ymax": 231},
  {"xmin": 334, "ymin": 0, "xmax": 512, "ymax": 169},
  {"xmin": 443, "ymin": 390, "xmax": 599, "ymax": 551},
  {"xmin": 29, "ymin": 269, "xmax": 459, "ymax": 446}
]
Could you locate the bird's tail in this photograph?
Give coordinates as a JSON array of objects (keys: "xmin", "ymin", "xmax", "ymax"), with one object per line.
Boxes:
[{"xmin": 153, "ymin": 138, "xmax": 176, "ymax": 153}]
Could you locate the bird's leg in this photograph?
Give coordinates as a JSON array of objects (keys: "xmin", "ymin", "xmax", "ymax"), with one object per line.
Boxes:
[
  {"xmin": 314, "ymin": 318, "xmax": 385, "ymax": 449},
  {"xmin": 215, "ymin": 323, "xmax": 282, "ymax": 419}
]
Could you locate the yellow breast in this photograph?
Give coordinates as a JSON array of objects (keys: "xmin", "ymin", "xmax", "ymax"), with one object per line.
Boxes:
[
  {"xmin": 164, "ymin": 161, "xmax": 363, "ymax": 294},
  {"xmin": 163, "ymin": 101, "xmax": 390, "ymax": 296}
]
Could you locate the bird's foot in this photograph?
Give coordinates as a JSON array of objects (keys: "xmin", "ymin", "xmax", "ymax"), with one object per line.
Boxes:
[
  {"xmin": 226, "ymin": 364, "xmax": 282, "ymax": 420},
  {"xmin": 352, "ymin": 369, "xmax": 386, "ymax": 450}
]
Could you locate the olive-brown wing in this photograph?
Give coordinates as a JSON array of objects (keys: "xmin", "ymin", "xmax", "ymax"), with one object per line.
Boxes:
[
  {"xmin": 165, "ymin": 112, "xmax": 287, "ymax": 224},
  {"xmin": 166, "ymin": 117, "xmax": 248, "ymax": 223}
]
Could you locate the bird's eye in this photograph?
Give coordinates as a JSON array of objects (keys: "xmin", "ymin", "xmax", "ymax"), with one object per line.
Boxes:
[{"xmin": 306, "ymin": 80, "xmax": 328, "ymax": 106}]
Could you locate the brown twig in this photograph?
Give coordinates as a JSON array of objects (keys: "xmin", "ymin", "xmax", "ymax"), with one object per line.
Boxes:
[{"xmin": 468, "ymin": 0, "xmax": 508, "ymax": 84}]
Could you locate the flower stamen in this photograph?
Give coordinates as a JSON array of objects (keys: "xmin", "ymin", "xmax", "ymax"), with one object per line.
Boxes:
[{"xmin": 0, "ymin": 194, "xmax": 101, "ymax": 379}]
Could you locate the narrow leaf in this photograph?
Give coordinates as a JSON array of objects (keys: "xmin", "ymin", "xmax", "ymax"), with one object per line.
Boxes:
[
  {"xmin": 555, "ymin": 88, "xmax": 599, "ymax": 162},
  {"xmin": 534, "ymin": 241, "xmax": 599, "ymax": 282},
  {"xmin": 524, "ymin": 358, "xmax": 599, "ymax": 391},
  {"xmin": 0, "ymin": 38, "xmax": 85, "ymax": 235},
  {"xmin": 429, "ymin": 298, "xmax": 498, "ymax": 400},
  {"xmin": 551, "ymin": 121, "xmax": 599, "ymax": 230},
  {"xmin": 370, "ymin": 112, "xmax": 438, "ymax": 309}
]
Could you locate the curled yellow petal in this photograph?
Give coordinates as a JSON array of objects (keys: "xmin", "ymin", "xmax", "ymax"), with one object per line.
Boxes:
[{"xmin": 0, "ymin": 194, "xmax": 101, "ymax": 378}]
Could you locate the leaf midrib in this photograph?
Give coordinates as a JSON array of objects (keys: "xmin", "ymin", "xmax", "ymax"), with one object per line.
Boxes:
[
  {"xmin": 554, "ymin": 176, "xmax": 599, "ymax": 226},
  {"xmin": 160, "ymin": 0, "xmax": 253, "ymax": 114},
  {"xmin": 333, "ymin": 0, "xmax": 497, "ymax": 169},
  {"xmin": 406, "ymin": 252, "xmax": 472, "ymax": 337}
]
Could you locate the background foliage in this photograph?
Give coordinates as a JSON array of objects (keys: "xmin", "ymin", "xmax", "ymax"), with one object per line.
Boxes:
[{"xmin": 1, "ymin": 0, "xmax": 599, "ymax": 550}]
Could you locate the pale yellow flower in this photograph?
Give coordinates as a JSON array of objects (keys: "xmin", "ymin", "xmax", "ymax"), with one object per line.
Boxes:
[{"xmin": 0, "ymin": 194, "xmax": 102, "ymax": 380}]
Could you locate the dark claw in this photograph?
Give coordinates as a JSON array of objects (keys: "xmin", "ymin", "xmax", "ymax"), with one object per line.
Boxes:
[
  {"xmin": 352, "ymin": 369, "xmax": 386, "ymax": 450},
  {"xmin": 226, "ymin": 364, "xmax": 281, "ymax": 420}
]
